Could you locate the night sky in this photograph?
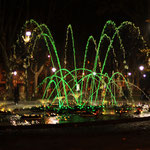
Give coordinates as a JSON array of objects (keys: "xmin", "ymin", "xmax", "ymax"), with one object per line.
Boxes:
[{"xmin": 0, "ymin": 0, "xmax": 148, "ymax": 43}]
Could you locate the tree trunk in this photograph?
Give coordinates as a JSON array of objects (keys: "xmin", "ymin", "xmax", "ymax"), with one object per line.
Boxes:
[
  {"xmin": 33, "ymin": 64, "xmax": 44, "ymax": 98},
  {"xmin": 43, "ymin": 68, "xmax": 48, "ymax": 94}
]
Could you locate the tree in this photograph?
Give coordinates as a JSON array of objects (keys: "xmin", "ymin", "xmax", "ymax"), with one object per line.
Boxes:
[
  {"xmin": 0, "ymin": 1, "xmax": 25, "ymax": 98},
  {"xmin": 118, "ymin": 23, "xmax": 148, "ymax": 85},
  {"xmin": 30, "ymin": 46, "xmax": 48, "ymax": 98}
]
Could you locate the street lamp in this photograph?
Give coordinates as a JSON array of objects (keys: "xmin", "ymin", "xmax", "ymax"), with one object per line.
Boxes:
[
  {"xmin": 52, "ymin": 67, "xmax": 56, "ymax": 73},
  {"xmin": 13, "ymin": 71, "xmax": 17, "ymax": 76},
  {"xmin": 139, "ymin": 65, "xmax": 144, "ymax": 71},
  {"xmin": 26, "ymin": 31, "xmax": 31, "ymax": 36},
  {"xmin": 12, "ymin": 71, "xmax": 17, "ymax": 76},
  {"xmin": 127, "ymin": 72, "xmax": 132, "ymax": 76},
  {"xmin": 22, "ymin": 31, "xmax": 31, "ymax": 43},
  {"xmin": 143, "ymin": 74, "xmax": 146, "ymax": 78},
  {"xmin": 22, "ymin": 30, "xmax": 32, "ymax": 100},
  {"xmin": 93, "ymin": 72, "xmax": 96, "ymax": 76},
  {"xmin": 12, "ymin": 71, "xmax": 17, "ymax": 87}
]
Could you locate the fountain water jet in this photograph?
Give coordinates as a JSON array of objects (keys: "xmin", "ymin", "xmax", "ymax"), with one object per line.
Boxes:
[{"xmin": 22, "ymin": 19, "xmax": 148, "ymax": 109}]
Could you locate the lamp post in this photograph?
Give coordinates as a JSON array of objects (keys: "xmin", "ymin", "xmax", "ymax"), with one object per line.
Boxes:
[
  {"xmin": 12, "ymin": 71, "xmax": 17, "ymax": 87},
  {"xmin": 22, "ymin": 31, "xmax": 31, "ymax": 100},
  {"xmin": 22, "ymin": 31, "xmax": 31, "ymax": 43}
]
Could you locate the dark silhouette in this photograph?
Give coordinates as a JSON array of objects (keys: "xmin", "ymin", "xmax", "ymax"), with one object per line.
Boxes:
[
  {"xmin": 14, "ymin": 84, "xmax": 20, "ymax": 105},
  {"xmin": 141, "ymin": 88, "xmax": 149, "ymax": 101},
  {"xmin": 122, "ymin": 86, "xmax": 129, "ymax": 100}
]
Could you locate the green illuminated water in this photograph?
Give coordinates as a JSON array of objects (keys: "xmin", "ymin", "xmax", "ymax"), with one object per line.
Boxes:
[{"xmin": 23, "ymin": 19, "xmax": 148, "ymax": 108}]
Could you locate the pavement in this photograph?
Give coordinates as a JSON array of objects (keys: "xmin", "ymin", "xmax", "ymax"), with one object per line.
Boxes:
[{"xmin": 0, "ymin": 99, "xmax": 48, "ymax": 112}]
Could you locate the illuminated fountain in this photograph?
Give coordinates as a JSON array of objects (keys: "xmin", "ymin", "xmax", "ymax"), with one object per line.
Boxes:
[
  {"xmin": 21, "ymin": 19, "xmax": 149, "ymax": 110},
  {"xmin": 1, "ymin": 19, "xmax": 150, "ymax": 126}
]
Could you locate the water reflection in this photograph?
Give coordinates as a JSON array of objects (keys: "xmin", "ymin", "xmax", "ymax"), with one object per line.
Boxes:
[
  {"xmin": 45, "ymin": 116, "xmax": 59, "ymax": 124},
  {"xmin": 0, "ymin": 104, "xmax": 149, "ymax": 126},
  {"xmin": 10, "ymin": 115, "xmax": 40, "ymax": 126},
  {"xmin": 6, "ymin": 110, "xmax": 150, "ymax": 126},
  {"xmin": 133, "ymin": 112, "xmax": 150, "ymax": 118}
]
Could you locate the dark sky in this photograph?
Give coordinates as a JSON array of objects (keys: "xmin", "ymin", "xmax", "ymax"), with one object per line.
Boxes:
[
  {"xmin": 27, "ymin": 0, "xmax": 148, "ymax": 42},
  {"xmin": 0, "ymin": 0, "xmax": 149, "ymax": 62},
  {"xmin": 0, "ymin": 0, "xmax": 148, "ymax": 40}
]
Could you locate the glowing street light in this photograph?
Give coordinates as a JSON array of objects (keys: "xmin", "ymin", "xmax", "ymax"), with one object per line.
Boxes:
[
  {"xmin": 48, "ymin": 55, "xmax": 50, "ymax": 58},
  {"xmin": 26, "ymin": 31, "xmax": 31, "ymax": 36},
  {"xmin": 127, "ymin": 72, "xmax": 132, "ymax": 76},
  {"xmin": 93, "ymin": 72, "xmax": 96, "ymax": 76},
  {"xmin": 22, "ymin": 31, "xmax": 31, "ymax": 43},
  {"xmin": 139, "ymin": 65, "xmax": 144, "ymax": 71},
  {"xmin": 14, "ymin": 71, "xmax": 17, "ymax": 76},
  {"xmin": 12, "ymin": 71, "xmax": 17, "ymax": 76},
  {"xmin": 143, "ymin": 74, "xmax": 146, "ymax": 78},
  {"xmin": 52, "ymin": 67, "xmax": 56, "ymax": 73}
]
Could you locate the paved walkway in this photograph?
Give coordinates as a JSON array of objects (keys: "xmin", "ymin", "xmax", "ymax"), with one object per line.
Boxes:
[{"xmin": 0, "ymin": 99, "xmax": 50, "ymax": 111}]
